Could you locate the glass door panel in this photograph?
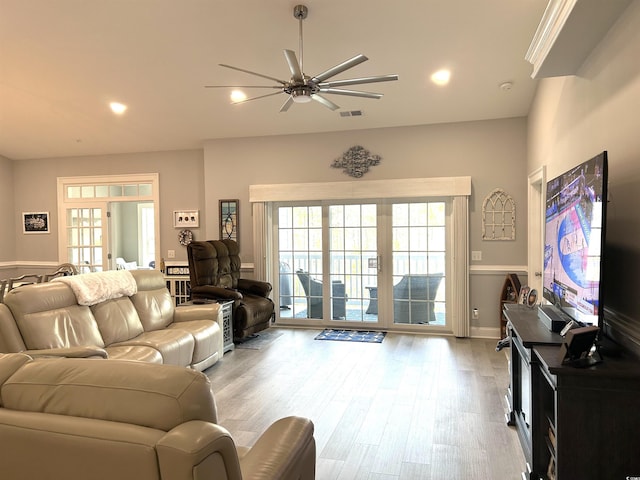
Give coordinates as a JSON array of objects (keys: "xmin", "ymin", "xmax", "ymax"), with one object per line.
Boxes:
[
  {"xmin": 392, "ymin": 202, "xmax": 446, "ymax": 325},
  {"xmin": 65, "ymin": 205, "xmax": 106, "ymax": 273},
  {"xmin": 275, "ymin": 200, "xmax": 449, "ymax": 330},
  {"xmin": 278, "ymin": 205, "xmax": 323, "ymax": 320},
  {"xmin": 329, "ymin": 204, "xmax": 377, "ymax": 323}
]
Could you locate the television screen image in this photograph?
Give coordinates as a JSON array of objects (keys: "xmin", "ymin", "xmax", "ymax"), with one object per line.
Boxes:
[{"xmin": 543, "ymin": 152, "xmax": 607, "ymax": 326}]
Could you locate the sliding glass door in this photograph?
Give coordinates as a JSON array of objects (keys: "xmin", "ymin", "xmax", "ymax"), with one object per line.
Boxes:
[
  {"xmin": 328, "ymin": 203, "xmax": 378, "ymax": 323},
  {"xmin": 275, "ymin": 199, "xmax": 448, "ymax": 331},
  {"xmin": 391, "ymin": 202, "xmax": 446, "ymax": 326}
]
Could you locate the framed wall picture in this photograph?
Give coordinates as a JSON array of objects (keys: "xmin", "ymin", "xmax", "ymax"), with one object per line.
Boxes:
[
  {"xmin": 22, "ymin": 212, "xmax": 50, "ymax": 234},
  {"xmin": 219, "ymin": 199, "xmax": 238, "ymax": 244},
  {"xmin": 173, "ymin": 210, "xmax": 199, "ymax": 228}
]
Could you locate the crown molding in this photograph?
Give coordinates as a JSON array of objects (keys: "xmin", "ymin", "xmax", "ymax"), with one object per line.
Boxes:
[{"xmin": 526, "ymin": 0, "xmax": 632, "ymax": 79}]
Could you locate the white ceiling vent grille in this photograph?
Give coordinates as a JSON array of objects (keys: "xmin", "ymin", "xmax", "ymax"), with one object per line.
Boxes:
[{"xmin": 339, "ymin": 110, "xmax": 364, "ymax": 117}]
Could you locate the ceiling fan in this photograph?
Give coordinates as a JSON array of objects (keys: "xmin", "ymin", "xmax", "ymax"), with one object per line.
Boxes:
[{"xmin": 205, "ymin": 4, "xmax": 398, "ymax": 112}]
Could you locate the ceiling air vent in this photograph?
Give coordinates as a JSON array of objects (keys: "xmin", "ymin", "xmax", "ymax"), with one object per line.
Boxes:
[{"xmin": 339, "ymin": 110, "xmax": 364, "ymax": 117}]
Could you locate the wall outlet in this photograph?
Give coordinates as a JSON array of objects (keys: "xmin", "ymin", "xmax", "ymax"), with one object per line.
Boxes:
[
  {"xmin": 472, "ymin": 308, "xmax": 479, "ymax": 319},
  {"xmin": 471, "ymin": 251, "xmax": 482, "ymax": 261},
  {"xmin": 167, "ymin": 249, "xmax": 175, "ymax": 259}
]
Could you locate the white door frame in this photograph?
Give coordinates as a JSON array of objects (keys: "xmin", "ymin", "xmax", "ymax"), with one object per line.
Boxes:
[
  {"xmin": 527, "ymin": 166, "xmax": 546, "ymax": 296},
  {"xmin": 56, "ymin": 174, "xmax": 160, "ymax": 270}
]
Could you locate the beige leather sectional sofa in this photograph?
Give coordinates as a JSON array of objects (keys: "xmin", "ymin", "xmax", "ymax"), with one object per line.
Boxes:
[
  {"xmin": 0, "ymin": 353, "xmax": 316, "ymax": 479},
  {"xmin": 0, "ymin": 269, "xmax": 223, "ymax": 370}
]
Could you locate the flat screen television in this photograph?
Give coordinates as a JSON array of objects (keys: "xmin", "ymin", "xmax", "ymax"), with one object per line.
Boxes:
[{"xmin": 542, "ymin": 151, "xmax": 608, "ymax": 328}]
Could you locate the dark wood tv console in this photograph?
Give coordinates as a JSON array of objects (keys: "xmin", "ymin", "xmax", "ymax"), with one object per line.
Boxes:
[{"xmin": 504, "ymin": 304, "xmax": 640, "ymax": 480}]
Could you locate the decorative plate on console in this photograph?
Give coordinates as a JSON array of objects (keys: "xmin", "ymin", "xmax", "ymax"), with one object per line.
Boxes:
[{"xmin": 178, "ymin": 229, "xmax": 193, "ymax": 246}]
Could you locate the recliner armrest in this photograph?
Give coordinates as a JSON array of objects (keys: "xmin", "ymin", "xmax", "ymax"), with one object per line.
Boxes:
[
  {"xmin": 239, "ymin": 416, "xmax": 315, "ymax": 480},
  {"xmin": 237, "ymin": 278, "xmax": 272, "ymax": 298},
  {"xmin": 192, "ymin": 285, "xmax": 243, "ymax": 301},
  {"xmin": 173, "ymin": 303, "xmax": 220, "ymax": 323},
  {"xmin": 156, "ymin": 421, "xmax": 243, "ymax": 480}
]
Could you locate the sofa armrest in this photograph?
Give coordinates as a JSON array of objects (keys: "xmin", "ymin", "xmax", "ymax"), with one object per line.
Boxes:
[
  {"xmin": 240, "ymin": 416, "xmax": 316, "ymax": 480},
  {"xmin": 173, "ymin": 303, "xmax": 221, "ymax": 323},
  {"xmin": 156, "ymin": 421, "xmax": 243, "ymax": 480},
  {"xmin": 25, "ymin": 346, "xmax": 108, "ymax": 359},
  {"xmin": 237, "ymin": 278, "xmax": 272, "ymax": 298},
  {"xmin": 192, "ymin": 285, "xmax": 243, "ymax": 301}
]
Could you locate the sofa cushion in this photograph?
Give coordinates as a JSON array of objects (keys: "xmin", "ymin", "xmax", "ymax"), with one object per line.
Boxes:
[
  {"xmin": 4, "ymin": 282, "xmax": 105, "ymax": 351},
  {"xmin": 1, "ymin": 357, "xmax": 217, "ymax": 431},
  {"xmin": 91, "ymin": 296, "xmax": 144, "ymax": 345},
  {"xmin": 0, "ymin": 304, "xmax": 26, "ymax": 353},
  {"xmin": 130, "ymin": 270, "xmax": 175, "ymax": 331},
  {"xmin": 0, "ymin": 353, "xmax": 32, "ymax": 407},
  {"xmin": 113, "ymin": 329, "xmax": 195, "ymax": 367},
  {"xmin": 105, "ymin": 345, "xmax": 163, "ymax": 363},
  {"xmin": 0, "ymin": 410, "xmax": 165, "ymax": 480},
  {"xmin": 168, "ymin": 320, "xmax": 220, "ymax": 364}
]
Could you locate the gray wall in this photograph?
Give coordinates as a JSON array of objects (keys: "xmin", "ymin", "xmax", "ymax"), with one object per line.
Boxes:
[
  {"xmin": 2, "ymin": 116, "xmax": 529, "ymax": 336},
  {"xmin": 527, "ymin": 2, "xmax": 640, "ymax": 179},
  {"xmin": 8, "ymin": 149, "xmax": 205, "ymax": 265},
  {"xmin": 205, "ymin": 118, "xmax": 528, "ymax": 265},
  {"xmin": 0, "ymin": 155, "xmax": 15, "ymax": 266},
  {"xmin": 204, "ymin": 117, "xmax": 530, "ymax": 334},
  {"xmin": 528, "ymin": 2, "xmax": 640, "ymax": 339}
]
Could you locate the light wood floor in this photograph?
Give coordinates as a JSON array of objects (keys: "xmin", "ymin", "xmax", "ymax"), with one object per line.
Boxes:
[{"xmin": 204, "ymin": 328, "xmax": 526, "ymax": 480}]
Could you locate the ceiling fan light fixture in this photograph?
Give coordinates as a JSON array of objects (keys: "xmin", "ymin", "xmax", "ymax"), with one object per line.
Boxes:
[
  {"xmin": 230, "ymin": 90, "xmax": 247, "ymax": 103},
  {"xmin": 291, "ymin": 88, "xmax": 312, "ymax": 103},
  {"xmin": 431, "ymin": 69, "xmax": 451, "ymax": 86},
  {"xmin": 206, "ymin": 4, "xmax": 398, "ymax": 111},
  {"xmin": 109, "ymin": 102, "xmax": 127, "ymax": 115}
]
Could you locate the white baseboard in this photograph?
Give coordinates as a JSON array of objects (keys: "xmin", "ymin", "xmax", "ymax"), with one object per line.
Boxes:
[{"xmin": 471, "ymin": 326, "xmax": 501, "ymax": 339}]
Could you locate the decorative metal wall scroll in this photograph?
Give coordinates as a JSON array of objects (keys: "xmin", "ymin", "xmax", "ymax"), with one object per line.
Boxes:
[
  {"xmin": 331, "ymin": 145, "xmax": 381, "ymax": 178},
  {"xmin": 219, "ymin": 199, "xmax": 238, "ymax": 244},
  {"xmin": 482, "ymin": 188, "xmax": 515, "ymax": 240}
]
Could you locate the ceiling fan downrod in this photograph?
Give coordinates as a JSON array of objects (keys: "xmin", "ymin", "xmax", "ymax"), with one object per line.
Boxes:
[{"xmin": 293, "ymin": 5, "xmax": 308, "ymax": 78}]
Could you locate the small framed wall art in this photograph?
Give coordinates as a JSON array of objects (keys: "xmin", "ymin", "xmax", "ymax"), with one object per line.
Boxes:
[
  {"xmin": 173, "ymin": 210, "xmax": 199, "ymax": 228},
  {"xmin": 23, "ymin": 212, "xmax": 50, "ymax": 234}
]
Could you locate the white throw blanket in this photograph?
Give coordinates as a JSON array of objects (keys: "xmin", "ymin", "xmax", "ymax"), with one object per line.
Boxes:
[{"xmin": 53, "ymin": 270, "xmax": 138, "ymax": 306}]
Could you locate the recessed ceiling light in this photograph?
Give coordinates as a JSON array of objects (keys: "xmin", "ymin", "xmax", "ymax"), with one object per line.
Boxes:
[
  {"xmin": 230, "ymin": 90, "xmax": 247, "ymax": 103},
  {"xmin": 431, "ymin": 69, "xmax": 451, "ymax": 86},
  {"xmin": 109, "ymin": 102, "xmax": 127, "ymax": 114}
]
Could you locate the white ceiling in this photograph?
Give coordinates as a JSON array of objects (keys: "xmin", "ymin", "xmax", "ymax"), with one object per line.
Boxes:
[{"xmin": 0, "ymin": 0, "xmax": 548, "ymax": 160}]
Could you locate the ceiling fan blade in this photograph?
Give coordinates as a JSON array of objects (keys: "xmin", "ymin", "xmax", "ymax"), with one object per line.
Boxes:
[
  {"xmin": 219, "ymin": 64, "xmax": 288, "ymax": 85},
  {"xmin": 310, "ymin": 54, "xmax": 368, "ymax": 84},
  {"xmin": 312, "ymin": 94, "xmax": 340, "ymax": 111},
  {"xmin": 283, "ymin": 50, "xmax": 304, "ymax": 83},
  {"xmin": 280, "ymin": 96, "xmax": 294, "ymax": 112},
  {"xmin": 233, "ymin": 91, "xmax": 284, "ymax": 104},
  {"xmin": 318, "ymin": 74, "xmax": 399, "ymax": 88},
  {"xmin": 319, "ymin": 88, "xmax": 383, "ymax": 99},
  {"xmin": 204, "ymin": 85, "xmax": 282, "ymax": 89}
]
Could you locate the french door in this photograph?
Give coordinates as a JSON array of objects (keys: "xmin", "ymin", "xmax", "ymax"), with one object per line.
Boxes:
[
  {"xmin": 275, "ymin": 199, "xmax": 448, "ymax": 331},
  {"xmin": 57, "ymin": 174, "xmax": 160, "ymax": 272},
  {"xmin": 64, "ymin": 204, "xmax": 108, "ymax": 272}
]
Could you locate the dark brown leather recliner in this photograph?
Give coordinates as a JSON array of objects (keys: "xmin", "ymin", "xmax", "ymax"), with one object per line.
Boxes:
[{"xmin": 187, "ymin": 240, "xmax": 274, "ymax": 342}]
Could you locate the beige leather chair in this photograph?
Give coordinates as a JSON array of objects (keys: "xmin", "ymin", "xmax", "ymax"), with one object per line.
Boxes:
[{"xmin": 0, "ymin": 353, "xmax": 316, "ymax": 480}]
